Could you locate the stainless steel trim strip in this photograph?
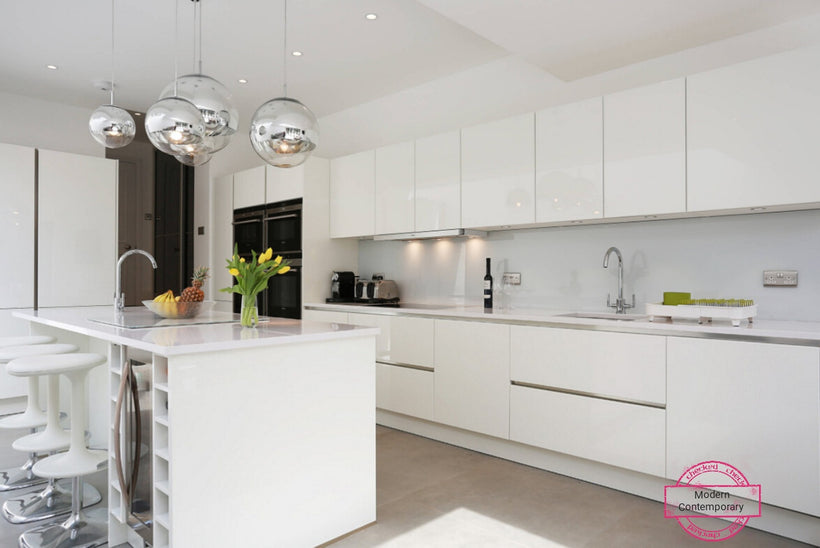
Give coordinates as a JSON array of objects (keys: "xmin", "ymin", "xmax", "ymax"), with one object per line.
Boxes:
[
  {"xmin": 376, "ymin": 360, "xmax": 434, "ymax": 373},
  {"xmin": 511, "ymin": 380, "xmax": 666, "ymax": 410},
  {"xmin": 264, "ymin": 213, "xmax": 299, "ymax": 221},
  {"xmin": 232, "ymin": 219, "xmax": 262, "ymax": 226}
]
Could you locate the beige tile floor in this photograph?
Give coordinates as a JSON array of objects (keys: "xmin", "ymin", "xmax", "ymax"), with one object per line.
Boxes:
[
  {"xmin": 331, "ymin": 426, "xmax": 810, "ymax": 548},
  {"xmin": 0, "ymin": 424, "xmax": 810, "ymax": 547}
]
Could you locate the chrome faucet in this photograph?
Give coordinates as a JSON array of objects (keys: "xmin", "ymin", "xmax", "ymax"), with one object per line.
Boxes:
[
  {"xmin": 603, "ymin": 246, "xmax": 635, "ymax": 314},
  {"xmin": 115, "ymin": 249, "xmax": 158, "ymax": 310}
]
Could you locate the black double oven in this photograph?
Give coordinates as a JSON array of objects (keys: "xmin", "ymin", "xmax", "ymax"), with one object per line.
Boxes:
[{"xmin": 232, "ymin": 198, "xmax": 302, "ymax": 319}]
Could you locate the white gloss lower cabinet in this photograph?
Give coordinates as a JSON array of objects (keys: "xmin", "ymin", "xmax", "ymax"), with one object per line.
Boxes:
[
  {"xmin": 510, "ymin": 326, "xmax": 665, "ymax": 405},
  {"xmin": 434, "ymin": 320, "xmax": 509, "ymax": 438},
  {"xmin": 38, "ymin": 149, "xmax": 117, "ymax": 307},
  {"xmin": 687, "ymin": 46, "xmax": 820, "ymax": 211},
  {"xmin": 461, "ymin": 113, "xmax": 535, "ymax": 229},
  {"xmin": 414, "ymin": 130, "xmax": 460, "ymax": 231},
  {"xmin": 603, "ymin": 78, "xmax": 685, "ymax": 218},
  {"xmin": 535, "ymin": 98, "xmax": 603, "ymax": 222},
  {"xmin": 390, "ymin": 316, "xmax": 434, "ymax": 367},
  {"xmin": 510, "ymin": 385, "xmax": 665, "ymax": 476},
  {"xmin": 375, "ymin": 142, "xmax": 414, "ymax": 235},
  {"xmin": 330, "ymin": 150, "xmax": 375, "ymax": 238},
  {"xmin": 376, "ymin": 363, "xmax": 434, "ymax": 421},
  {"xmin": 302, "ymin": 310, "xmax": 350, "ymax": 324},
  {"xmin": 667, "ymin": 337, "xmax": 820, "ymax": 516}
]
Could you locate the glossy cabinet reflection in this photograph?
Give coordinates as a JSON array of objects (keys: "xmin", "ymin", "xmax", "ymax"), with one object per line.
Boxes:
[
  {"xmin": 0, "ymin": 143, "xmax": 35, "ymax": 309},
  {"xmin": 375, "ymin": 141, "xmax": 414, "ymax": 235},
  {"xmin": 265, "ymin": 164, "xmax": 304, "ymax": 204},
  {"xmin": 415, "ymin": 130, "xmax": 461, "ymax": 231},
  {"xmin": 604, "ymin": 78, "xmax": 686, "ymax": 218},
  {"xmin": 232, "ymin": 166, "xmax": 266, "ymax": 209},
  {"xmin": 461, "ymin": 113, "xmax": 535, "ymax": 228},
  {"xmin": 330, "ymin": 150, "xmax": 375, "ymax": 238},
  {"xmin": 536, "ymin": 98, "xmax": 603, "ymax": 222}
]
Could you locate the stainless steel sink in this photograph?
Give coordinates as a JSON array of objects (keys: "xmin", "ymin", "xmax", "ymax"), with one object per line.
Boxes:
[{"xmin": 558, "ymin": 312, "xmax": 648, "ymax": 321}]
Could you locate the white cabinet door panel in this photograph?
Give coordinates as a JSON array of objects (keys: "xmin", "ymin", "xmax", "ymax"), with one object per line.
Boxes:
[
  {"xmin": 688, "ymin": 46, "xmax": 820, "ymax": 211},
  {"xmin": 0, "ymin": 143, "xmax": 35, "ymax": 308},
  {"xmin": 233, "ymin": 166, "xmax": 266, "ymax": 209},
  {"xmin": 375, "ymin": 142, "xmax": 414, "ymax": 235},
  {"xmin": 510, "ymin": 385, "xmax": 665, "ymax": 476},
  {"xmin": 302, "ymin": 310, "xmax": 349, "ymax": 324},
  {"xmin": 211, "ymin": 174, "xmax": 233, "ymax": 301},
  {"xmin": 461, "ymin": 114, "xmax": 535, "ymax": 228},
  {"xmin": 265, "ymin": 164, "xmax": 303, "ymax": 203},
  {"xmin": 667, "ymin": 337, "xmax": 820, "ymax": 516},
  {"xmin": 390, "ymin": 316, "xmax": 434, "ymax": 368},
  {"xmin": 415, "ymin": 130, "xmax": 460, "ymax": 231},
  {"xmin": 536, "ymin": 98, "xmax": 603, "ymax": 222},
  {"xmin": 434, "ymin": 320, "xmax": 509, "ymax": 438},
  {"xmin": 604, "ymin": 79, "xmax": 685, "ymax": 217},
  {"xmin": 511, "ymin": 326, "xmax": 666, "ymax": 405},
  {"xmin": 330, "ymin": 151, "xmax": 375, "ymax": 238},
  {"xmin": 376, "ymin": 364, "xmax": 434, "ymax": 420},
  {"xmin": 38, "ymin": 150, "xmax": 117, "ymax": 307},
  {"xmin": 347, "ymin": 312, "xmax": 390, "ymax": 362}
]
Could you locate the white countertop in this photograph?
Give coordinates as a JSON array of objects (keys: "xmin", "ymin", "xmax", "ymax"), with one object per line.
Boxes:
[
  {"xmin": 14, "ymin": 306, "xmax": 379, "ymax": 356},
  {"xmin": 305, "ymin": 302, "xmax": 820, "ymax": 346}
]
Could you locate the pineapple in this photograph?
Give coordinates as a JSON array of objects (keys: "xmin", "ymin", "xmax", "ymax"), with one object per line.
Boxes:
[{"xmin": 180, "ymin": 266, "xmax": 209, "ymax": 302}]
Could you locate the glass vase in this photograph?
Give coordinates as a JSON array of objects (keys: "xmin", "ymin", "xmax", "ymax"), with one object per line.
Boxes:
[{"xmin": 240, "ymin": 295, "xmax": 259, "ymax": 328}]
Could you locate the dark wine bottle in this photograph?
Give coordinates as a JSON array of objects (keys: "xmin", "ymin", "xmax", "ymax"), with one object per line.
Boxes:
[{"xmin": 484, "ymin": 257, "xmax": 493, "ymax": 311}]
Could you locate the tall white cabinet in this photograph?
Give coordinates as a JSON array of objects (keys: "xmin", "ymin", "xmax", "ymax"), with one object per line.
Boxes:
[
  {"xmin": 461, "ymin": 113, "xmax": 535, "ymax": 228},
  {"xmin": 375, "ymin": 141, "xmax": 414, "ymax": 235},
  {"xmin": 687, "ymin": 46, "xmax": 820, "ymax": 211},
  {"xmin": 329, "ymin": 150, "xmax": 375, "ymax": 238},
  {"xmin": 0, "ymin": 143, "xmax": 35, "ymax": 309},
  {"xmin": 37, "ymin": 150, "xmax": 117, "ymax": 307},
  {"xmin": 536, "ymin": 98, "xmax": 603, "ymax": 222},
  {"xmin": 414, "ymin": 130, "xmax": 461, "ymax": 231},
  {"xmin": 603, "ymin": 78, "xmax": 686, "ymax": 218},
  {"xmin": 211, "ymin": 173, "xmax": 233, "ymax": 305},
  {"xmin": 232, "ymin": 166, "xmax": 266, "ymax": 209}
]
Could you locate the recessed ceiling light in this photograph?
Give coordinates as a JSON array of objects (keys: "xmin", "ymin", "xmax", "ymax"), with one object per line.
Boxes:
[
  {"xmin": 46, "ymin": 64, "xmax": 58, "ymax": 70},
  {"xmin": 291, "ymin": 50, "xmax": 303, "ymax": 57},
  {"xmin": 365, "ymin": 13, "xmax": 377, "ymax": 20},
  {"xmin": 133, "ymin": 112, "xmax": 142, "ymax": 117},
  {"xmin": 238, "ymin": 78, "xmax": 248, "ymax": 84}
]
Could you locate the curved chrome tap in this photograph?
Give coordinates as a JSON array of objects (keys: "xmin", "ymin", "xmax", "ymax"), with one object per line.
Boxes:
[
  {"xmin": 603, "ymin": 246, "xmax": 634, "ymax": 314},
  {"xmin": 115, "ymin": 249, "xmax": 158, "ymax": 310}
]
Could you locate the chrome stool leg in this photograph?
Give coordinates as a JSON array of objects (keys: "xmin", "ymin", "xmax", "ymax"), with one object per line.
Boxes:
[
  {"xmin": 0, "ymin": 447, "xmax": 46, "ymax": 492},
  {"xmin": 2, "ymin": 475, "xmax": 101, "ymax": 524}
]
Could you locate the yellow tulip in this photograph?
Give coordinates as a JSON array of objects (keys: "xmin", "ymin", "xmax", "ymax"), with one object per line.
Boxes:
[
  {"xmin": 229, "ymin": 268, "xmax": 240, "ymax": 277},
  {"xmin": 278, "ymin": 266, "xmax": 290, "ymax": 274},
  {"xmin": 258, "ymin": 254, "xmax": 267, "ymax": 265},
  {"xmin": 239, "ymin": 257, "xmax": 245, "ymax": 263},
  {"xmin": 273, "ymin": 255, "xmax": 282, "ymax": 267},
  {"xmin": 265, "ymin": 248, "xmax": 273, "ymax": 261}
]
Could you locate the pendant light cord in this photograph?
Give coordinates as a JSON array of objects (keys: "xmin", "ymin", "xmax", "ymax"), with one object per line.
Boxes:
[
  {"xmin": 198, "ymin": 0, "xmax": 203, "ymax": 74},
  {"xmin": 173, "ymin": 0, "xmax": 179, "ymax": 96},
  {"xmin": 282, "ymin": 0, "xmax": 288, "ymax": 98},
  {"xmin": 109, "ymin": 0, "xmax": 115, "ymax": 105}
]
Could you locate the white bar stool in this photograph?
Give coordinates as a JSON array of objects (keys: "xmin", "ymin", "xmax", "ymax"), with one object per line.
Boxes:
[
  {"xmin": 9, "ymin": 353, "xmax": 108, "ymax": 548},
  {"xmin": 3, "ymin": 346, "xmax": 102, "ymax": 524},
  {"xmin": 0, "ymin": 341, "xmax": 69, "ymax": 493}
]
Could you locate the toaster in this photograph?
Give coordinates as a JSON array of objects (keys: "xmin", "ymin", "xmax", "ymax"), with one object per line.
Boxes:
[{"xmin": 355, "ymin": 279, "xmax": 400, "ymax": 301}]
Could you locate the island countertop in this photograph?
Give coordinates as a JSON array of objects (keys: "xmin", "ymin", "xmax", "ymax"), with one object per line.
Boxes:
[{"xmin": 14, "ymin": 306, "xmax": 379, "ymax": 356}]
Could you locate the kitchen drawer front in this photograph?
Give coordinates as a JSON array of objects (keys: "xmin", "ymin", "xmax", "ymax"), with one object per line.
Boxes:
[
  {"xmin": 390, "ymin": 316, "xmax": 434, "ymax": 368},
  {"xmin": 510, "ymin": 385, "xmax": 665, "ymax": 477},
  {"xmin": 510, "ymin": 326, "xmax": 665, "ymax": 405},
  {"xmin": 302, "ymin": 310, "xmax": 349, "ymax": 324},
  {"xmin": 348, "ymin": 312, "xmax": 390, "ymax": 362},
  {"xmin": 376, "ymin": 363, "xmax": 434, "ymax": 420}
]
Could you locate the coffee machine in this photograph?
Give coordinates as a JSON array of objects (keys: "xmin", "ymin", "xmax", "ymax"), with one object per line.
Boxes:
[{"xmin": 328, "ymin": 271, "xmax": 355, "ymax": 302}]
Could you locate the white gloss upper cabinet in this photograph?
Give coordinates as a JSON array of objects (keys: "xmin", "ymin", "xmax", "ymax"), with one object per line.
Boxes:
[
  {"xmin": 375, "ymin": 142, "xmax": 414, "ymax": 235},
  {"xmin": 211, "ymin": 174, "xmax": 233, "ymax": 301},
  {"xmin": 38, "ymin": 150, "xmax": 117, "ymax": 307},
  {"xmin": 603, "ymin": 79, "xmax": 686, "ymax": 218},
  {"xmin": 233, "ymin": 166, "xmax": 266, "ymax": 209},
  {"xmin": 265, "ymin": 164, "xmax": 303, "ymax": 203},
  {"xmin": 461, "ymin": 113, "xmax": 535, "ymax": 229},
  {"xmin": 414, "ymin": 130, "xmax": 460, "ymax": 231},
  {"xmin": 0, "ymin": 143, "xmax": 35, "ymax": 308},
  {"xmin": 688, "ymin": 46, "xmax": 820, "ymax": 211},
  {"xmin": 667, "ymin": 337, "xmax": 820, "ymax": 516},
  {"xmin": 536, "ymin": 98, "xmax": 603, "ymax": 222},
  {"xmin": 330, "ymin": 150, "xmax": 375, "ymax": 238}
]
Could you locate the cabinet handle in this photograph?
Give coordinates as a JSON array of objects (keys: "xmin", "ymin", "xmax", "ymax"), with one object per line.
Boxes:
[{"xmin": 113, "ymin": 360, "xmax": 130, "ymax": 501}]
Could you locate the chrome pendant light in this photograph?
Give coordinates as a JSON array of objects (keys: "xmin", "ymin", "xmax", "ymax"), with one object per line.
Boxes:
[
  {"xmin": 89, "ymin": 0, "xmax": 135, "ymax": 149},
  {"xmin": 145, "ymin": 0, "xmax": 207, "ymax": 162},
  {"xmin": 249, "ymin": 0, "xmax": 319, "ymax": 168}
]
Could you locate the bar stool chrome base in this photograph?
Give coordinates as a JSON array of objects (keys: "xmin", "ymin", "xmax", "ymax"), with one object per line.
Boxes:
[
  {"xmin": 17, "ymin": 478, "xmax": 107, "ymax": 548},
  {"xmin": 0, "ymin": 454, "xmax": 47, "ymax": 492},
  {"xmin": 2, "ymin": 480, "xmax": 101, "ymax": 524}
]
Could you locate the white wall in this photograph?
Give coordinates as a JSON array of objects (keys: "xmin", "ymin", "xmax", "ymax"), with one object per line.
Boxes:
[
  {"xmin": 0, "ymin": 91, "xmax": 104, "ymax": 157},
  {"xmin": 358, "ymin": 209, "xmax": 820, "ymax": 322}
]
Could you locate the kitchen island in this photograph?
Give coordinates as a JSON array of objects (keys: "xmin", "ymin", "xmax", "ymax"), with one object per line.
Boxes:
[{"xmin": 13, "ymin": 306, "xmax": 379, "ymax": 548}]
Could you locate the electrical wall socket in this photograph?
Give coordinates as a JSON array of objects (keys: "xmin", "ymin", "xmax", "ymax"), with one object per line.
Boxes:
[
  {"xmin": 502, "ymin": 272, "xmax": 521, "ymax": 285},
  {"xmin": 763, "ymin": 270, "xmax": 798, "ymax": 287}
]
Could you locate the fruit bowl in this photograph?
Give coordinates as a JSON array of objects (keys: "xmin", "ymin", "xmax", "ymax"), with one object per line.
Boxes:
[{"xmin": 142, "ymin": 300, "xmax": 214, "ymax": 319}]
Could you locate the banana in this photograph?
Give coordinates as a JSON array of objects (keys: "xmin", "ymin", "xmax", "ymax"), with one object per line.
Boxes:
[{"xmin": 154, "ymin": 290, "xmax": 175, "ymax": 303}]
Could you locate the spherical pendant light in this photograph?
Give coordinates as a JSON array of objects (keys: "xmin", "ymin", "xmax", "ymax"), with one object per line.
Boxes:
[
  {"xmin": 160, "ymin": 74, "xmax": 238, "ymax": 152},
  {"xmin": 249, "ymin": 97, "xmax": 319, "ymax": 168},
  {"xmin": 174, "ymin": 148, "xmax": 212, "ymax": 166},
  {"xmin": 89, "ymin": 105, "xmax": 135, "ymax": 148},
  {"xmin": 145, "ymin": 97, "xmax": 206, "ymax": 156}
]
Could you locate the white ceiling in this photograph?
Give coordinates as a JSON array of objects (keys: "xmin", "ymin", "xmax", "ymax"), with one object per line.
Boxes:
[{"xmin": 4, "ymin": 0, "xmax": 820, "ymax": 164}]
